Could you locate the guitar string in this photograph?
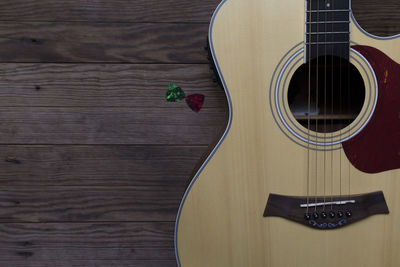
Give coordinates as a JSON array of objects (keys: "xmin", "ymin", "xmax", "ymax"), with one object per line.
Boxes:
[
  {"xmin": 323, "ymin": 0, "xmax": 328, "ymax": 211},
  {"xmin": 339, "ymin": 46, "xmax": 342, "ymax": 204},
  {"xmin": 347, "ymin": 9, "xmax": 351, "ymax": 204},
  {"xmin": 330, "ymin": 0, "xmax": 335, "ymax": 210},
  {"xmin": 314, "ymin": 0, "xmax": 320, "ymax": 212},
  {"xmin": 307, "ymin": 0, "xmax": 312, "ymax": 215}
]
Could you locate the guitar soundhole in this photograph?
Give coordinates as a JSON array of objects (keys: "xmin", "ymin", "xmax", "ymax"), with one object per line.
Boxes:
[{"xmin": 287, "ymin": 56, "xmax": 365, "ymax": 133}]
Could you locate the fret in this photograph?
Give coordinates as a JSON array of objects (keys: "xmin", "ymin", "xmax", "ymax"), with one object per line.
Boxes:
[
  {"xmin": 307, "ymin": 8, "xmax": 349, "ymax": 22},
  {"xmin": 307, "ymin": 21, "xmax": 350, "ymax": 24},
  {"xmin": 307, "ymin": 9, "xmax": 350, "ymax": 13},
  {"xmin": 308, "ymin": 31, "xmax": 349, "ymax": 34},
  {"xmin": 308, "ymin": 24, "xmax": 349, "ymax": 33},
  {"xmin": 306, "ymin": 41, "xmax": 349, "ymax": 45},
  {"xmin": 306, "ymin": 33, "xmax": 349, "ymax": 43}
]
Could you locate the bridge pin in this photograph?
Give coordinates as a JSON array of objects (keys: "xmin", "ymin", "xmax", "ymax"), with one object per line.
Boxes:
[
  {"xmin": 329, "ymin": 211, "xmax": 335, "ymax": 218},
  {"xmin": 321, "ymin": 211, "xmax": 327, "ymax": 219},
  {"xmin": 346, "ymin": 210, "xmax": 352, "ymax": 218},
  {"xmin": 304, "ymin": 213, "xmax": 311, "ymax": 220},
  {"xmin": 337, "ymin": 211, "xmax": 344, "ymax": 218},
  {"xmin": 312, "ymin": 212, "xmax": 319, "ymax": 219}
]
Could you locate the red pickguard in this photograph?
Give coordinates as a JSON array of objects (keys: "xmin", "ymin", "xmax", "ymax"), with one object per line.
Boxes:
[{"xmin": 343, "ymin": 45, "xmax": 400, "ymax": 174}]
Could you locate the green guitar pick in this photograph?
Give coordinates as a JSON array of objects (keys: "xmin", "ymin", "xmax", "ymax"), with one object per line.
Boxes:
[{"xmin": 166, "ymin": 83, "xmax": 185, "ymax": 102}]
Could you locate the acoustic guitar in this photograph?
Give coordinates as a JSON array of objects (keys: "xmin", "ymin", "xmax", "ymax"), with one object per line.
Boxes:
[{"xmin": 175, "ymin": 0, "xmax": 400, "ymax": 266}]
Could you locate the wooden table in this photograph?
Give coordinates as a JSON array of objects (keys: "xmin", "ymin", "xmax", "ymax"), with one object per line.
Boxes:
[{"xmin": 0, "ymin": 0, "xmax": 397, "ymax": 266}]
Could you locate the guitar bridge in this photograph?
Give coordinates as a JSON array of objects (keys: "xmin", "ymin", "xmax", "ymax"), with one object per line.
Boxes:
[{"xmin": 263, "ymin": 191, "xmax": 389, "ymax": 229}]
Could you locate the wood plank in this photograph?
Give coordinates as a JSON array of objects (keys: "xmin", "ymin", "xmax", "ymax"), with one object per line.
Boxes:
[
  {"xmin": 0, "ymin": 22, "xmax": 209, "ymax": 63},
  {"xmin": 0, "ymin": 222, "xmax": 174, "ymax": 249},
  {"xmin": 0, "ymin": 145, "xmax": 207, "ymax": 186},
  {"xmin": 0, "ymin": 107, "xmax": 227, "ymax": 145},
  {"xmin": 0, "ymin": 64, "xmax": 225, "ymax": 108},
  {"xmin": 0, "ymin": 0, "xmax": 220, "ymax": 23},
  {"xmin": 2, "ymin": 248, "xmax": 175, "ymax": 261},
  {"xmin": 0, "ymin": 260, "xmax": 177, "ymax": 267},
  {"xmin": 0, "ymin": 186, "xmax": 181, "ymax": 222},
  {"xmin": 352, "ymin": 0, "xmax": 400, "ymax": 37}
]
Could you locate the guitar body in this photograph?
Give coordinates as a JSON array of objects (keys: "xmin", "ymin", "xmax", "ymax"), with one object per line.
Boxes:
[{"xmin": 175, "ymin": 0, "xmax": 400, "ymax": 266}]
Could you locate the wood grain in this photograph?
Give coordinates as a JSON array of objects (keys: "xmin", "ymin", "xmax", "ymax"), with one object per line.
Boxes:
[
  {"xmin": 0, "ymin": 22, "xmax": 209, "ymax": 63},
  {"xmin": 0, "ymin": 260, "xmax": 177, "ymax": 267},
  {"xmin": 0, "ymin": 0, "xmax": 220, "ymax": 23},
  {"xmin": 0, "ymin": 0, "xmax": 222, "ymax": 266},
  {"xmin": 0, "ymin": 186, "xmax": 181, "ymax": 222},
  {"xmin": 0, "ymin": 222, "xmax": 174, "ymax": 251},
  {"xmin": 0, "ymin": 64, "xmax": 226, "ymax": 107},
  {"xmin": 0, "ymin": 145, "xmax": 208, "ymax": 186},
  {"xmin": 352, "ymin": 0, "xmax": 400, "ymax": 36},
  {"xmin": 0, "ymin": 107, "xmax": 226, "ymax": 145},
  {"xmin": 2, "ymin": 248, "xmax": 174, "ymax": 261}
]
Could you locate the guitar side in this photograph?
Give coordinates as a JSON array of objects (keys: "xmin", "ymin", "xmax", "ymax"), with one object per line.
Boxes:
[{"xmin": 176, "ymin": 0, "xmax": 400, "ymax": 266}]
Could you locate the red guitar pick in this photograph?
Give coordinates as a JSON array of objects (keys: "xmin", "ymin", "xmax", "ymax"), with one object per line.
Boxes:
[{"xmin": 185, "ymin": 94, "xmax": 205, "ymax": 113}]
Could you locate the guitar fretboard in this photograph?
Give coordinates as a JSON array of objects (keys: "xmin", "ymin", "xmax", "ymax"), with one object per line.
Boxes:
[{"xmin": 305, "ymin": 0, "xmax": 350, "ymax": 61}]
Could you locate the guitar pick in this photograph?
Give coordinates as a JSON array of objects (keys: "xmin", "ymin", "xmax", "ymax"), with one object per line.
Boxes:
[
  {"xmin": 166, "ymin": 82, "xmax": 185, "ymax": 102},
  {"xmin": 185, "ymin": 94, "xmax": 205, "ymax": 113}
]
